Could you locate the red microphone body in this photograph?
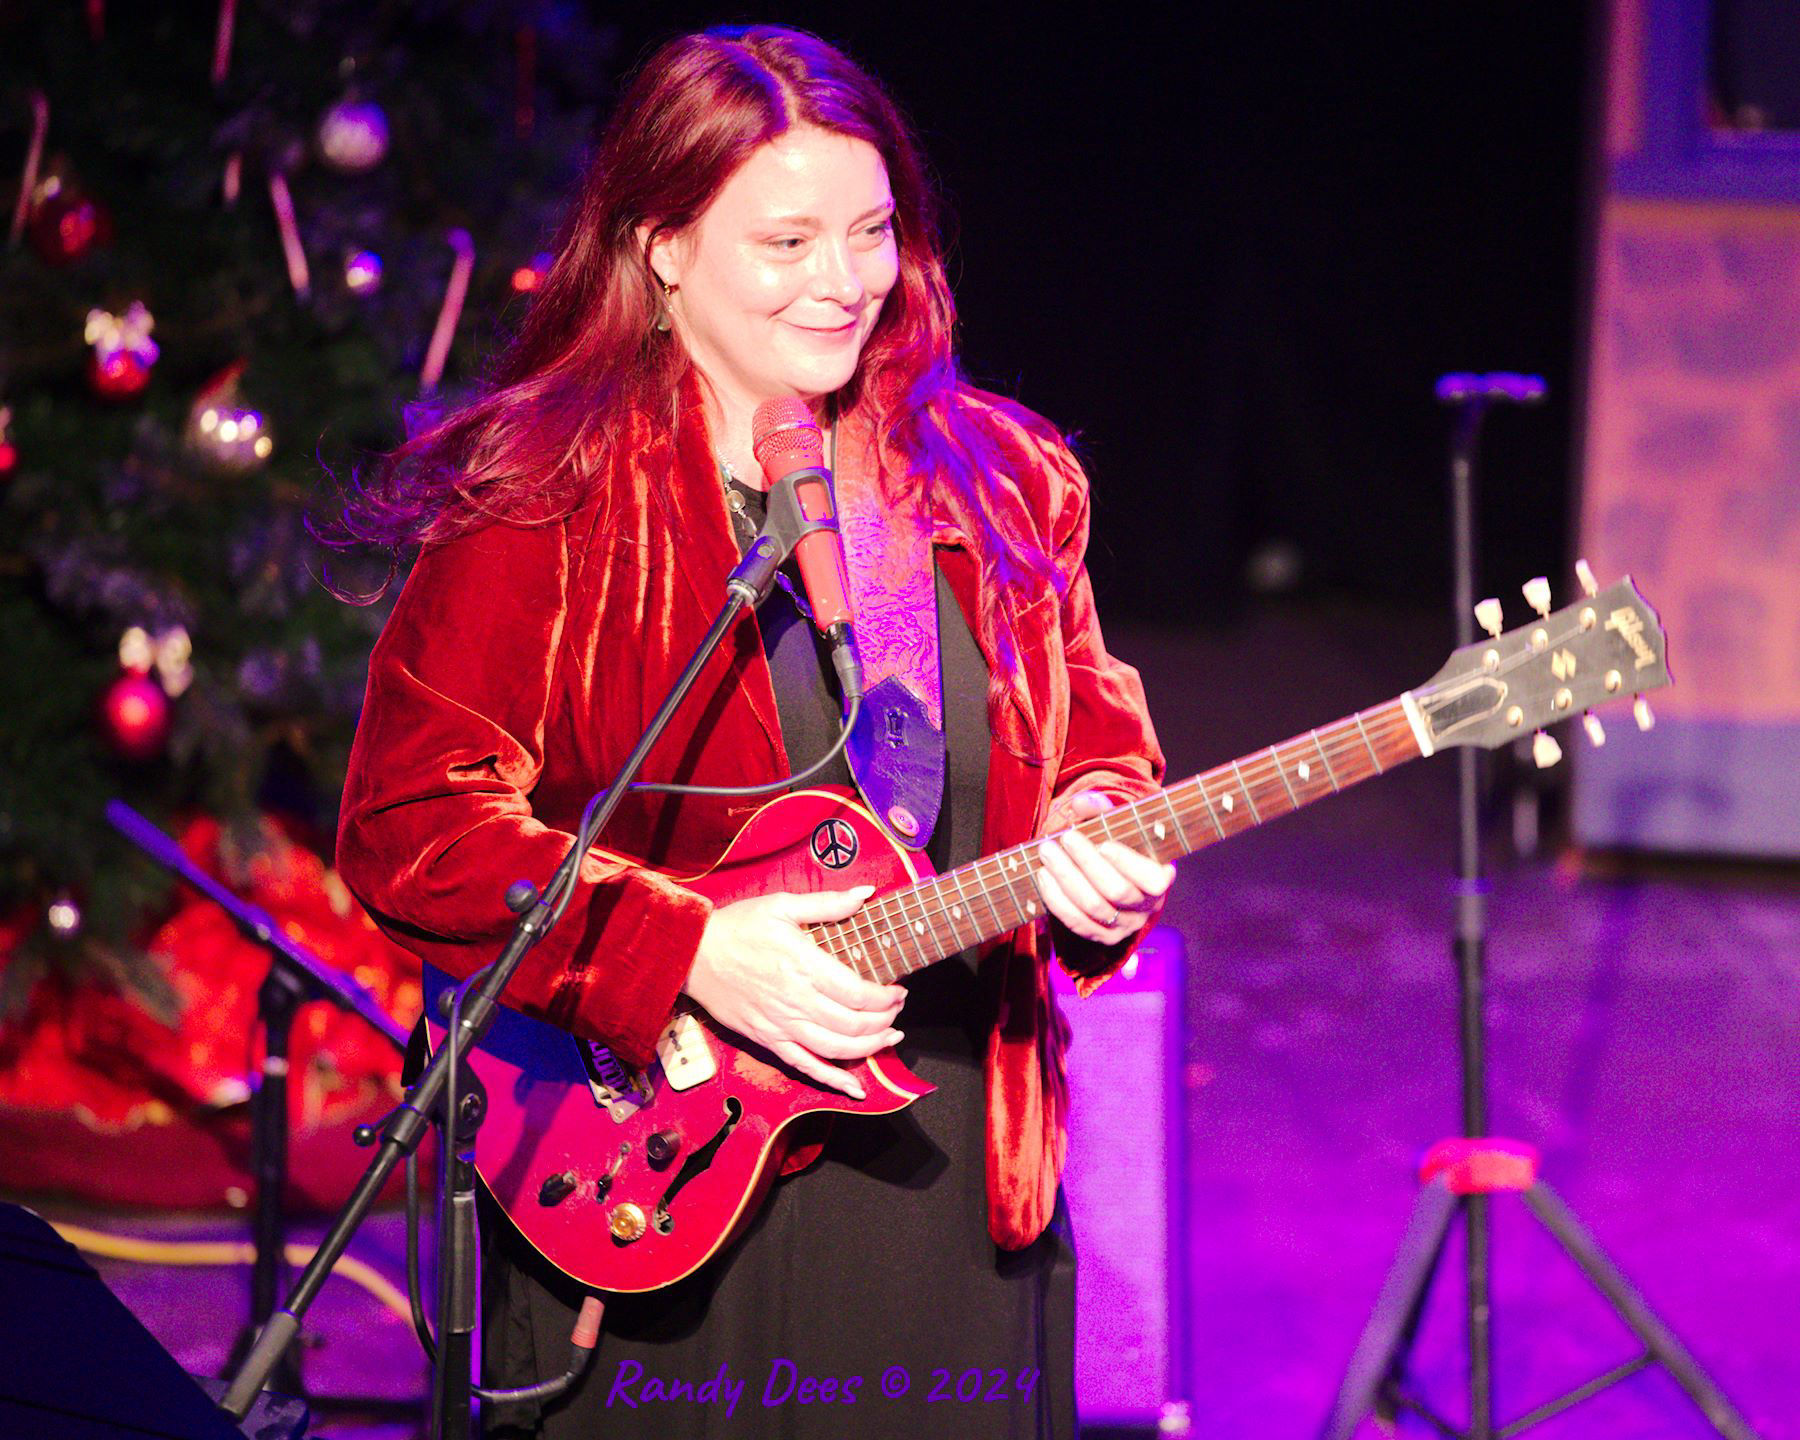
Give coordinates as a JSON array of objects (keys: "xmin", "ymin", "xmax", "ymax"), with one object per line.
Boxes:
[{"xmin": 750, "ymin": 399, "xmax": 854, "ymax": 633}]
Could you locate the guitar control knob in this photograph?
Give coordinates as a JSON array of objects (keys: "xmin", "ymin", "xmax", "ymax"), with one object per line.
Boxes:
[
  {"xmin": 645, "ymin": 1129, "xmax": 681, "ymax": 1169},
  {"xmin": 537, "ymin": 1171, "xmax": 577, "ymax": 1207},
  {"xmin": 608, "ymin": 1203, "xmax": 648, "ymax": 1244}
]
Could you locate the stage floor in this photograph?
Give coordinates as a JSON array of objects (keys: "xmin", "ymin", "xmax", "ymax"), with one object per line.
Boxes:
[{"xmin": 27, "ymin": 597, "xmax": 1799, "ymax": 1438}]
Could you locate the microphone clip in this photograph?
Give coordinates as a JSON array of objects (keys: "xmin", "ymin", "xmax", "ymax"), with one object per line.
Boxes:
[{"xmin": 723, "ymin": 466, "xmax": 840, "ymax": 607}]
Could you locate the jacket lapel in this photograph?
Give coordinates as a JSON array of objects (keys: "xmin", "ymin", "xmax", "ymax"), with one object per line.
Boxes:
[{"xmin": 642, "ymin": 376, "xmax": 787, "ymax": 775}]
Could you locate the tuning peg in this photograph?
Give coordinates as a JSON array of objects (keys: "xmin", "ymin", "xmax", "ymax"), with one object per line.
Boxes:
[
  {"xmin": 1474, "ymin": 598, "xmax": 1505, "ymax": 639},
  {"xmin": 1522, "ymin": 576, "xmax": 1552, "ymax": 618},
  {"xmin": 1574, "ymin": 559, "xmax": 1599, "ymax": 598},
  {"xmin": 1532, "ymin": 730, "xmax": 1563, "ymax": 769},
  {"xmin": 1634, "ymin": 696, "xmax": 1654, "ymax": 732},
  {"xmin": 1582, "ymin": 711, "xmax": 1606, "ymax": 747}
]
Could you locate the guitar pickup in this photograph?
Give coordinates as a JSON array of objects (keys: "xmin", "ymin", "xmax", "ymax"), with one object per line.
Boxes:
[{"xmin": 656, "ymin": 1010, "xmax": 717, "ymax": 1092}]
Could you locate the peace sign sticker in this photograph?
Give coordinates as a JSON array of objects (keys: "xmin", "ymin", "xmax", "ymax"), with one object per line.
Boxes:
[{"xmin": 810, "ymin": 818, "xmax": 859, "ymax": 871}]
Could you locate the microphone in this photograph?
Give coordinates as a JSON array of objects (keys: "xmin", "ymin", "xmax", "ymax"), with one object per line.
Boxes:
[
  {"xmin": 751, "ymin": 399, "xmax": 854, "ymax": 632},
  {"xmin": 750, "ymin": 398, "xmax": 862, "ymax": 700}
]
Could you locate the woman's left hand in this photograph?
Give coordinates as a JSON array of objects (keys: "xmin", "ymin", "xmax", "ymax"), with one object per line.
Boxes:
[{"xmin": 1036, "ymin": 789, "xmax": 1177, "ymax": 945}]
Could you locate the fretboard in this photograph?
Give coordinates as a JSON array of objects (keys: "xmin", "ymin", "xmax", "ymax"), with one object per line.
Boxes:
[{"xmin": 815, "ymin": 697, "xmax": 1422, "ymax": 984}]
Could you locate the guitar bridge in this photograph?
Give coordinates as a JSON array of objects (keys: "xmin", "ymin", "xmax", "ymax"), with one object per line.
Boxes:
[{"xmin": 575, "ymin": 1038, "xmax": 651, "ymax": 1122}]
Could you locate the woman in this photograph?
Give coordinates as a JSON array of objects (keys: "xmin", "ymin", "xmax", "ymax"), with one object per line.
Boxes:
[{"xmin": 334, "ymin": 24, "xmax": 1172, "ymax": 1440}]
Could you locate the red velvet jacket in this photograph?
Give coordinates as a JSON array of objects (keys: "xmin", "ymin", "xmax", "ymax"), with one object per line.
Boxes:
[{"xmin": 335, "ymin": 381, "xmax": 1165, "ymax": 1250}]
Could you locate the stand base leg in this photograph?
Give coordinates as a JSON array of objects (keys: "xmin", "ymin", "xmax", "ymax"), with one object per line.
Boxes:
[
  {"xmin": 1322, "ymin": 1177, "xmax": 1764, "ymax": 1440},
  {"xmin": 226, "ymin": 1319, "xmax": 303, "ymax": 1400},
  {"xmin": 1321, "ymin": 1182, "xmax": 1458, "ymax": 1440},
  {"xmin": 1521, "ymin": 1183, "xmax": 1761, "ymax": 1440}
]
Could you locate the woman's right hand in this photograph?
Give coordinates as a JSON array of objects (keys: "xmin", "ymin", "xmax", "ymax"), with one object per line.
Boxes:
[{"xmin": 682, "ymin": 885, "xmax": 906, "ymax": 1101}]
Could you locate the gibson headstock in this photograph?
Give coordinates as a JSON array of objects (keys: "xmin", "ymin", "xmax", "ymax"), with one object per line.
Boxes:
[{"xmin": 1413, "ymin": 564, "xmax": 1671, "ymax": 762}]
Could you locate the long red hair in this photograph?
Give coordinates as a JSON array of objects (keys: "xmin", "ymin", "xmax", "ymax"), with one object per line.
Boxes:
[{"xmin": 326, "ymin": 25, "xmax": 1054, "ymax": 659}]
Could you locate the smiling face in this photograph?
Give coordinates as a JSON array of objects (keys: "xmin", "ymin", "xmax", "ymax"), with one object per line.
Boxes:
[{"xmin": 647, "ymin": 125, "xmax": 900, "ymax": 433}]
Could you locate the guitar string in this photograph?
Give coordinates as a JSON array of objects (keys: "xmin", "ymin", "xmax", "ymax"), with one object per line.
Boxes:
[
  {"xmin": 819, "ymin": 605, "xmax": 1647, "ymax": 977},
  {"xmin": 818, "ymin": 704, "xmax": 1418, "ymax": 979},
  {"xmin": 819, "ymin": 705, "xmax": 1418, "ymax": 977}
]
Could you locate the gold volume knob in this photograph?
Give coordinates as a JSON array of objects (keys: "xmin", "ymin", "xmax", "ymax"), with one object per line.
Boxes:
[{"xmin": 608, "ymin": 1202, "xmax": 647, "ymax": 1244}]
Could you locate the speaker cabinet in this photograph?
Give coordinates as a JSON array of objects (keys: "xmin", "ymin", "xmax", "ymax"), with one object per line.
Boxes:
[{"xmin": 1051, "ymin": 925, "xmax": 1189, "ymax": 1434}]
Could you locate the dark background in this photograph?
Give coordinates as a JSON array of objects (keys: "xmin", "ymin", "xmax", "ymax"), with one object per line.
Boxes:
[{"xmin": 617, "ymin": 5, "xmax": 1595, "ymax": 626}]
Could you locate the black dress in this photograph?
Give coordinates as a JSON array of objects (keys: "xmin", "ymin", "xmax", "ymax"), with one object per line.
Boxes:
[{"xmin": 480, "ymin": 484, "xmax": 1077, "ymax": 1439}]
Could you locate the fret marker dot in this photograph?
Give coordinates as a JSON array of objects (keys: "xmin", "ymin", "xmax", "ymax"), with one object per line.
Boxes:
[
  {"xmin": 1153, "ymin": 821, "xmax": 1166, "ymax": 840},
  {"xmin": 1298, "ymin": 762, "xmax": 1311, "ymax": 781},
  {"xmin": 1008, "ymin": 856, "xmax": 1019, "ymax": 871},
  {"xmin": 913, "ymin": 921, "xmax": 924, "ymax": 935},
  {"xmin": 952, "ymin": 906, "xmax": 963, "ymax": 918},
  {"xmin": 1026, "ymin": 901, "xmax": 1038, "ymax": 915},
  {"xmin": 851, "ymin": 947, "xmax": 864, "ymax": 960},
  {"xmin": 1222, "ymin": 794, "xmax": 1235, "ymax": 813},
  {"xmin": 881, "ymin": 936, "xmax": 892, "ymax": 947}
]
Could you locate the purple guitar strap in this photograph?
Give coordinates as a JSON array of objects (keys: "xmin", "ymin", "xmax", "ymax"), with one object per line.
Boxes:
[{"xmin": 831, "ymin": 410, "xmax": 945, "ymax": 851}]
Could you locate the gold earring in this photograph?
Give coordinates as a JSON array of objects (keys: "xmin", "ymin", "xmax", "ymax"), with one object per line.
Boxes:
[{"xmin": 654, "ymin": 278, "xmax": 674, "ymax": 333}]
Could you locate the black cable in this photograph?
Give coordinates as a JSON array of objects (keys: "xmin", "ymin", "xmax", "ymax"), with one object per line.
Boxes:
[
  {"xmin": 628, "ymin": 692, "xmax": 861, "ymax": 798},
  {"xmin": 404, "ymin": 1147, "xmax": 436, "ymax": 1364}
]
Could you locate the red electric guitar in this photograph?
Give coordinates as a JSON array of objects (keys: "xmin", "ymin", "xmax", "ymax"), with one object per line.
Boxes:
[{"xmin": 423, "ymin": 571, "xmax": 1670, "ymax": 1294}]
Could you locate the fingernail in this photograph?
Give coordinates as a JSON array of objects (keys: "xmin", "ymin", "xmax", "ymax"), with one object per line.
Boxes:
[
  {"xmin": 888, "ymin": 1030, "xmax": 904, "ymax": 1045},
  {"xmin": 847, "ymin": 1083, "xmax": 866, "ymax": 1101}
]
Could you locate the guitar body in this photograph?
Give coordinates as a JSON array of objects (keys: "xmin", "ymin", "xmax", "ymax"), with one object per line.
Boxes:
[{"xmin": 422, "ymin": 787, "xmax": 935, "ymax": 1295}]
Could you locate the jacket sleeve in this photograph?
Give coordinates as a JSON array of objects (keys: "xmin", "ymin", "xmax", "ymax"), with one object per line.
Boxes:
[
  {"xmin": 1034, "ymin": 439, "xmax": 1171, "ymax": 994},
  {"xmin": 335, "ymin": 519, "xmax": 709, "ymax": 1069}
]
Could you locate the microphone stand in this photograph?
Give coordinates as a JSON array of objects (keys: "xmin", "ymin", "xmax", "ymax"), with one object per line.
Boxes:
[
  {"xmin": 221, "ymin": 495, "xmax": 825, "ymax": 1436},
  {"xmin": 1322, "ymin": 374, "xmax": 1758, "ymax": 1440},
  {"xmin": 104, "ymin": 801, "xmax": 409, "ymax": 1402}
]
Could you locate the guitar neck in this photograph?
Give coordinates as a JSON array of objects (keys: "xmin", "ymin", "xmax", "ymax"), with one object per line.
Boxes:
[{"xmin": 816, "ymin": 696, "xmax": 1425, "ymax": 985}]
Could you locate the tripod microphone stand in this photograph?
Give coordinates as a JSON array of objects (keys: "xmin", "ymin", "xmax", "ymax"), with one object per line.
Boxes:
[
  {"xmin": 1320, "ymin": 373, "xmax": 1760, "ymax": 1440},
  {"xmin": 105, "ymin": 800, "xmax": 410, "ymax": 1403}
]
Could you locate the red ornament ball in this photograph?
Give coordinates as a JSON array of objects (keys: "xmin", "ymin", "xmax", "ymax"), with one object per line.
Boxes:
[
  {"xmin": 102, "ymin": 673, "xmax": 171, "ymax": 759},
  {"xmin": 29, "ymin": 188, "xmax": 113, "ymax": 266},
  {"xmin": 88, "ymin": 348, "xmax": 152, "ymax": 401}
]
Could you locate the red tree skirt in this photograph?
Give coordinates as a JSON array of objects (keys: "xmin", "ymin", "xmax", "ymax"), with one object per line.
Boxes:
[{"xmin": 0, "ymin": 816, "xmax": 423, "ymax": 1212}]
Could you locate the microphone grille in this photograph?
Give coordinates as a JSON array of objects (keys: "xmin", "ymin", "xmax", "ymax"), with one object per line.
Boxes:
[{"xmin": 751, "ymin": 398, "xmax": 825, "ymax": 473}]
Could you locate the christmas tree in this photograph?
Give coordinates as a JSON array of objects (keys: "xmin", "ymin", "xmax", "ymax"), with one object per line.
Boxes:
[{"xmin": 0, "ymin": 2, "xmax": 620, "ymax": 1015}]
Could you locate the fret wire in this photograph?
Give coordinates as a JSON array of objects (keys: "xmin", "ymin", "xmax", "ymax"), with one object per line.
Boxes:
[
  {"xmin": 1160, "ymin": 789, "xmax": 1194, "ymax": 852},
  {"xmin": 917, "ymin": 875, "xmax": 959, "ymax": 956},
  {"xmin": 855, "ymin": 904, "xmax": 893, "ymax": 983},
  {"xmin": 1228, "ymin": 758, "xmax": 1264, "ymax": 824},
  {"xmin": 984, "ymin": 854, "xmax": 1021, "ymax": 927},
  {"xmin": 1352, "ymin": 710, "xmax": 1385, "ymax": 772},
  {"xmin": 1195, "ymin": 778, "xmax": 1228, "ymax": 838},
  {"xmin": 871, "ymin": 893, "xmax": 916, "ymax": 975},
  {"xmin": 1119, "ymin": 799, "xmax": 1161, "ymax": 860},
  {"xmin": 970, "ymin": 856, "xmax": 1013, "ymax": 933},
  {"xmin": 887, "ymin": 886, "xmax": 935, "ymax": 972},
  {"xmin": 995, "ymin": 844, "xmax": 1043, "ymax": 925},
  {"xmin": 959, "ymin": 862, "xmax": 997, "ymax": 945},
  {"xmin": 1310, "ymin": 729, "xmax": 1341, "ymax": 790},
  {"xmin": 958, "ymin": 860, "xmax": 995, "ymax": 936},
  {"xmin": 1269, "ymin": 745, "xmax": 1300, "ymax": 808},
  {"xmin": 944, "ymin": 865, "xmax": 979, "ymax": 951},
  {"xmin": 892, "ymin": 881, "xmax": 929, "ymax": 960}
]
